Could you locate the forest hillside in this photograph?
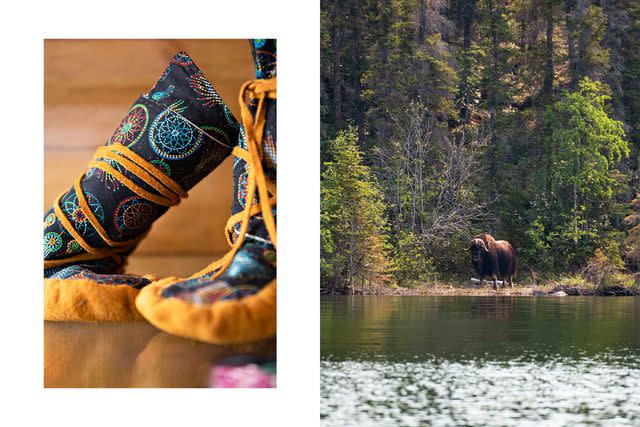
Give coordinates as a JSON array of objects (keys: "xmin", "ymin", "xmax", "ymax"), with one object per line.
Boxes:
[{"xmin": 320, "ymin": 0, "xmax": 640, "ymax": 293}]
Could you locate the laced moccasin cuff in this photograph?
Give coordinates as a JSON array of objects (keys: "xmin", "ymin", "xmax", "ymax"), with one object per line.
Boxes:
[
  {"xmin": 136, "ymin": 39, "xmax": 277, "ymax": 343},
  {"xmin": 44, "ymin": 51, "xmax": 240, "ymax": 322}
]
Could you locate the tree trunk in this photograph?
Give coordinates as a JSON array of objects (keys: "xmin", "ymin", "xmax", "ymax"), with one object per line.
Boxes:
[
  {"xmin": 418, "ymin": 0, "xmax": 428, "ymax": 45},
  {"xmin": 489, "ymin": 0, "xmax": 499, "ymax": 109},
  {"xmin": 332, "ymin": 6, "xmax": 342, "ymax": 128},
  {"xmin": 488, "ymin": 0, "xmax": 499, "ymax": 202},
  {"xmin": 565, "ymin": 0, "xmax": 578, "ymax": 87},
  {"xmin": 459, "ymin": 0, "xmax": 476, "ymax": 123},
  {"xmin": 462, "ymin": 1, "xmax": 475, "ymax": 50},
  {"xmin": 543, "ymin": 9, "xmax": 554, "ymax": 96}
]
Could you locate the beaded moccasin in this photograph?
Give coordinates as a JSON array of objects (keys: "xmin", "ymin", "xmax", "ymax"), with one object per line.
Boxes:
[
  {"xmin": 136, "ymin": 39, "xmax": 277, "ymax": 344},
  {"xmin": 44, "ymin": 52, "xmax": 239, "ymax": 322}
]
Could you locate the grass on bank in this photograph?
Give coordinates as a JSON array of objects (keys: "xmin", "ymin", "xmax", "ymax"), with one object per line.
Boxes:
[{"xmin": 368, "ymin": 270, "xmax": 640, "ymax": 296}]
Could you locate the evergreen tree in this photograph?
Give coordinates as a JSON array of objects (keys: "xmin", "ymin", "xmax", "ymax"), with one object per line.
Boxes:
[
  {"xmin": 320, "ymin": 0, "xmax": 638, "ymax": 288},
  {"xmin": 321, "ymin": 127, "xmax": 394, "ymax": 293}
]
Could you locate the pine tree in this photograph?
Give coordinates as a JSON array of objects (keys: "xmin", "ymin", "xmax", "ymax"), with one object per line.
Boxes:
[{"xmin": 321, "ymin": 127, "xmax": 393, "ymax": 293}]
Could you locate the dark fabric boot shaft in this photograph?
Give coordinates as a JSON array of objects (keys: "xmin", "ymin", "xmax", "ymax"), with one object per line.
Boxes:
[{"xmin": 44, "ymin": 52, "xmax": 239, "ymax": 285}]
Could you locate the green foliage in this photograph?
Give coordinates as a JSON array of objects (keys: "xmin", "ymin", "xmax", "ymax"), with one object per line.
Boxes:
[
  {"xmin": 321, "ymin": 0, "xmax": 639, "ymax": 289},
  {"xmin": 524, "ymin": 217, "xmax": 555, "ymax": 270},
  {"xmin": 582, "ymin": 247, "xmax": 622, "ymax": 287},
  {"xmin": 525, "ymin": 78, "xmax": 629, "ymax": 270},
  {"xmin": 321, "ymin": 127, "xmax": 394, "ymax": 293},
  {"xmin": 391, "ymin": 230, "xmax": 435, "ymax": 287},
  {"xmin": 607, "ymin": 272, "xmax": 636, "ymax": 288},
  {"xmin": 543, "ymin": 79, "xmax": 627, "ymax": 200},
  {"xmin": 555, "ymin": 274, "xmax": 590, "ymax": 289}
]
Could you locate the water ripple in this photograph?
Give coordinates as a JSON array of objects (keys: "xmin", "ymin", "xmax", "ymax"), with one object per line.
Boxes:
[{"xmin": 321, "ymin": 354, "xmax": 640, "ymax": 426}]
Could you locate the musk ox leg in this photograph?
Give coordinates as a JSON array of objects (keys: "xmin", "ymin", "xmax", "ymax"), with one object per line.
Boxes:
[
  {"xmin": 509, "ymin": 276, "xmax": 514, "ymax": 287},
  {"xmin": 492, "ymin": 276, "xmax": 498, "ymax": 290}
]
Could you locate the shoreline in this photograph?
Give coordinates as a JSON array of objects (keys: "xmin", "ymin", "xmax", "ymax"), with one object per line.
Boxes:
[
  {"xmin": 387, "ymin": 285, "xmax": 546, "ymax": 296},
  {"xmin": 330, "ymin": 282, "xmax": 640, "ymax": 297}
]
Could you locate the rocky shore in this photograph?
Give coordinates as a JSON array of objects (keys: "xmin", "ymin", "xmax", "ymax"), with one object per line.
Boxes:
[{"xmin": 371, "ymin": 282, "xmax": 640, "ymax": 297}]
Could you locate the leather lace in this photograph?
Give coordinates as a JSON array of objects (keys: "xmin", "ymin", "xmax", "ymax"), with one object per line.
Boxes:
[
  {"xmin": 44, "ymin": 143, "xmax": 188, "ymax": 269},
  {"xmin": 196, "ymin": 77, "xmax": 277, "ymax": 281},
  {"xmin": 45, "ymin": 78, "xmax": 277, "ymax": 278}
]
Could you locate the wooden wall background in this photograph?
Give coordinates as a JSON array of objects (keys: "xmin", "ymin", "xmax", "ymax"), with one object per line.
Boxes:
[{"xmin": 44, "ymin": 39, "xmax": 254, "ymax": 278}]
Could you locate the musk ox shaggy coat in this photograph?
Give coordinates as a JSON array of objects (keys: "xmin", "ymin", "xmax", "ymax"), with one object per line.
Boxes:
[{"xmin": 469, "ymin": 233, "xmax": 518, "ymax": 289}]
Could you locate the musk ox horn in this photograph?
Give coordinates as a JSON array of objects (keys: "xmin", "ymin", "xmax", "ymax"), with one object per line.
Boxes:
[{"xmin": 477, "ymin": 239, "xmax": 490, "ymax": 252}]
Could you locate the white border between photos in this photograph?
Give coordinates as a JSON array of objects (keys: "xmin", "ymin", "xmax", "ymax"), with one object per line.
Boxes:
[{"xmin": 0, "ymin": 1, "xmax": 320, "ymax": 425}]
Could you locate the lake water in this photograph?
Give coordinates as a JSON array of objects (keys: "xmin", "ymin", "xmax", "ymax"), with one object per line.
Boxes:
[{"xmin": 321, "ymin": 296, "xmax": 640, "ymax": 426}]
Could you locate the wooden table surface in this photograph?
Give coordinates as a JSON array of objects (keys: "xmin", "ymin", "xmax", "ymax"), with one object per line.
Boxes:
[{"xmin": 44, "ymin": 321, "xmax": 276, "ymax": 388}]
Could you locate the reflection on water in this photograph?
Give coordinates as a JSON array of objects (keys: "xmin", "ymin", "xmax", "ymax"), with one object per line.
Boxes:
[
  {"xmin": 321, "ymin": 296, "xmax": 640, "ymax": 425},
  {"xmin": 44, "ymin": 321, "xmax": 276, "ymax": 388}
]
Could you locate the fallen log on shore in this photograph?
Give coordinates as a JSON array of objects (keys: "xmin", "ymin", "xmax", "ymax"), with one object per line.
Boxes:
[{"xmin": 471, "ymin": 278, "xmax": 505, "ymax": 286}]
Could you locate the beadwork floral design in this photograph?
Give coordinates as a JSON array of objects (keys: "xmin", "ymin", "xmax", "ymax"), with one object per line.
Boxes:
[
  {"xmin": 66, "ymin": 240, "xmax": 81, "ymax": 254},
  {"xmin": 109, "ymin": 104, "xmax": 149, "ymax": 148},
  {"xmin": 114, "ymin": 196, "xmax": 155, "ymax": 239},
  {"xmin": 44, "ymin": 232, "xmax": 63, "ymax": 257},
  {"xmin": 44, "ymin": 212, "xmax": 56, "ymax": 228},
  {"xmin": 149, "ymin": 109, "xmax": 203, "ymax": 160},
  {"xmin": 62, "ymin": 191, "xmax": 104, "ymax": 238}
]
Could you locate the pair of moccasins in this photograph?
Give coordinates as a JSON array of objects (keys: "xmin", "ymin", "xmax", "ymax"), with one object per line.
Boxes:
[{"xmin": 43, "ymin": 40, "xmax": 277, "ymax": 345}]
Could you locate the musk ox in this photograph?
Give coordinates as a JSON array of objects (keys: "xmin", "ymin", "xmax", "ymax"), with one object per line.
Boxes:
[{"xmin": 468, "ymin": 233, "xmax": 518, "ymax": 289}]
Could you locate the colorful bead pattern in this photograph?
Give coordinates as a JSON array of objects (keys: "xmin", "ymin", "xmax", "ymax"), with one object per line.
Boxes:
[
  {"xmin": 149, "ymin": 108, "xmax": 204, "ymax": 160},
  {"xmin": 48, "ymin": 265, "xmax": 150, "ymax": 288},
  {"xmin": 263, "ymin": 130, "xmax": 276, "ymax": 169},
  {"xmin": 109, "ymin": 104, "xmax": 149, "ymax": 147},
  {"xmin": 158, "ymin": 39, "xmax": 277, "ymax": 305},
  {"xmin": 150, "ymin": 159, "xmax": 172, "ymax": 176},
  {"xmin": 66, "ymin": 240, "xmax": 81, "ymax": 254},
  {"xmin": 44, "ymin": 213, "xmax": 56, "ymax": 228},
  {"xmin": 151, "ymin": 85, "xmax": 175, "ymax": 102},
  {"xmin": 114, "ymin": 196, "xmax": 156, "ymax": 239},
  {"xmin": 202, "ymin": 125, "xmax": 232, "ymax": 147},
  {"xmin": 90, "ymin": 158, "xmax": 125, "ymax": 191},
  {"xmin": 189, "ymin": 72, "xmax": 224, "ymax": 107},
  {"xmin": 237, "ymin": 172, "xmax": 259, "ymax": 208},
  {"xmin": 162, "ymin": 240, "xmax": 276, "ymax": 304},
  {"xmin": 251, "ymin": 39, "xmax": 277, "ymax": 80},
  {"xmin": 61, "ymin": 191, "xmax": 104, "ymax": 239},
  {"xmin": 171, "ymin": 52, "xmax": 193, "ymax": 67},
  {"xmin": 44, "ymin": 232, "xmax": 63, "ymax": 257},
  {"xmin": 229, "ymin": 40, "xmax": 277, "ymax": 241}
]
